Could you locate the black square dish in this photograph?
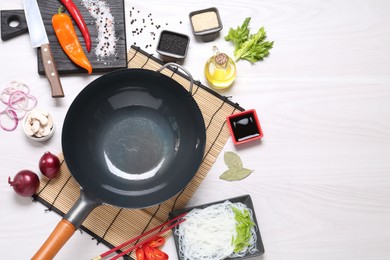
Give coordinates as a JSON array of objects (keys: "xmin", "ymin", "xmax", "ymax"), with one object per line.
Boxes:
[
  {"xmin": 156, "ymin": 30, "xmax": 190, "ymax": 62},
  {"xmin": 169, "ymin": 194, "xmax": 265, "ymax": 259},
  {"xmin": 189, "ymin": 7, "xmax": 223, "ymax": 42}
]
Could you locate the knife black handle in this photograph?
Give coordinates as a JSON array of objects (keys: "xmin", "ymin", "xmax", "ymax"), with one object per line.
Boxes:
[{"xmin": 40, "ymin": 43, "xmax": 64, "ymax": 98}]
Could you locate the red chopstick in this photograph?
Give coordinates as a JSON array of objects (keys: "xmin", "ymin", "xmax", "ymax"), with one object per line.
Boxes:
[
  {"xmin": 109, "ymin": 218, "xmax": 186, "ymax": 260},
  {"xmin": 92, "ymin": 212, "xmax": 187, "ymax": 260}
]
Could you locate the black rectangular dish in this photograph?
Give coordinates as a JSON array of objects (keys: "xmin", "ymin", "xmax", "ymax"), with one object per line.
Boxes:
[{"xmin": 169, "ymin": 194, "xmax": 265, "ymax": 259}]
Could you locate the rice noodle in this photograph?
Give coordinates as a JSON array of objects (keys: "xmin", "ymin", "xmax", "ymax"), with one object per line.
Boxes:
[{"xmin": 175, "ymin": 200, "xmax": 258, "ymax": 260}]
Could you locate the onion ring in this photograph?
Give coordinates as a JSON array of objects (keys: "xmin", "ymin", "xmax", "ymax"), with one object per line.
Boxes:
[
  {"xmin": 8, "ymin": 90, "xmax": 28, "ymax": 110},
  {"xmin": 7, "ymin": 90, "xmax": 37, "ymax": 112},
  {"xmin": 1, "ymin": 81, "xmax": 31, "ymax": 105},
  {"xmin": 0, "ymin": 109, "xmax": 18, "ymax": 131},
  {"xmin": 6, "ymin": 107, "xmax": 26, "ymax": 120},
  {"xmin": 6, "ymin": 81, "xmax": 30, "ymax": 95},
  {"xmin": 25, "ymin": 94, "xmax": 38, "ymax": 111},
  {"xmin": 0, "ymin": 81, "xmax": 36, "ymax": 131},
  {"xmin": 1, "ymin": 89, "xmax": 11, "ymax": 105}
]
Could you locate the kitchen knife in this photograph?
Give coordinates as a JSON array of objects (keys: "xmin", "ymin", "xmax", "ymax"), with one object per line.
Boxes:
[{"xmin": 23, "ymin": 0, "xmax": 64, "ymax": 98}]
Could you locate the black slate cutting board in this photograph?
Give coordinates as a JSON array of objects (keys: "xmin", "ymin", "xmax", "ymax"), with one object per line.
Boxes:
[{"xmin": 34, "ymin": 0, "xmax": 127, "ymax": 75}]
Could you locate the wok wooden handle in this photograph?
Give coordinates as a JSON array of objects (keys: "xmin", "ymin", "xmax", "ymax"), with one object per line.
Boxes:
[{"xmin": 31, "ymin": 219, "xmax": 76, "ymax": 260}]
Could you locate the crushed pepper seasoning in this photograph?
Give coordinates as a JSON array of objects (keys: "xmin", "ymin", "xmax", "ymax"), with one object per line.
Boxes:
[{"xmin": 82, "ymin": 0, "xmax": 117, "ymax": 58}]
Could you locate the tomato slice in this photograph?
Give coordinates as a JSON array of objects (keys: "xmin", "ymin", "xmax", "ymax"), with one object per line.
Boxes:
[
  {"xmin": 146, "ymin": 236, "xmax": 166, "ymax": 248},
  {"xmin": 136, "ymin": 247, "xmax": 146, "ymax": 260},
  {"xmin": 143, "ymin": 246, "xmax": 169, "ymax": 260},
  {"xmin": 143, "ymin": 246, "xmax": 155, "ymax": 260},
  {"xmin": 151, "ymin": 248, "xmax": 168, "ymax": 260}
]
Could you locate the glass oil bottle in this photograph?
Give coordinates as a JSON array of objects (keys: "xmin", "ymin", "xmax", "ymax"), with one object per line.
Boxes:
[{"xmin": 204, "ymin": 46, "xmax": 236, "ymax": 89}]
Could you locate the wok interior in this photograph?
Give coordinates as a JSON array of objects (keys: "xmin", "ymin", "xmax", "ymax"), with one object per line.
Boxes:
[{"xmin": 62, "ymin": 69, "xmax": 206, "ymax": 208}]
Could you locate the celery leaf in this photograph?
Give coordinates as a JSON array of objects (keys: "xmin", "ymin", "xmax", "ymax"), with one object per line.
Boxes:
[{"xmin": 225, "ymin": 18, "xmax": 274, "ymax": 63}]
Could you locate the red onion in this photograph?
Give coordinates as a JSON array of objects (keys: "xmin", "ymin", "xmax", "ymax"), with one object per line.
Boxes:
[
  {"xmin": 39, "ymin": 152, "xmax": 61, "ymax": 179},
  {"xmin": 0, "ymin": 109, "xmax": 18, "ymax": 131},
  {"xmin": 1, "ymin": 89, "xmax": 10, "ymax": 105},
  {"xmin": 8, "ymin": 170, "xmax": 40, "ymax": 197},
  {"xmin": 0, "ymin": 81, "xmax": 37, "ymax": 132},
  {"xmin": 8, "ymin": 90, "xmax": 28, "ymax": 110},
  {"xmin": 1, "ymin": 81, "xmax": 30, "ymax": 105},
  {"xmin": 24, "ymin": 94, "xmax": 37, "ymax": 111},
  {"xmin": 5, "ymin": 107, "xmax": 26, "ymax": 121},
  {"xmin": 8, "ymin": 91, "xmax": 37, "ymax": 112}
]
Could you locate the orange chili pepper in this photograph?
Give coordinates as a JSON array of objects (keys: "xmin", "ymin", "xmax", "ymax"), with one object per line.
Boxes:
[
  {"xmin": 52, "ymin": 6, "xmax": 92, "ymax": 74},
  {"xmin": 60, "ymin": 0, "xmax": 91, "ymax": 52}
]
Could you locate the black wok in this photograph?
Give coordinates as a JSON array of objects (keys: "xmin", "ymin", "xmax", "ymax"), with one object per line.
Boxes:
[{"xmin": 32, "ymin": 65, "xmax": 206, "ymax": 259}]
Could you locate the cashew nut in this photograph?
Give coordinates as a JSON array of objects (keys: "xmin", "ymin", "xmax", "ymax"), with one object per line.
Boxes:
[
  {"xmin": 30, "ymin": 111, "xmax": 48, "ymax": 126},
  {"xmin": 31, "ymin": 120, "xmax": 40, "ymax": 133},
  {"xmin": 24, "ymin": 109, "xmax": 54, "ymax": 139}
]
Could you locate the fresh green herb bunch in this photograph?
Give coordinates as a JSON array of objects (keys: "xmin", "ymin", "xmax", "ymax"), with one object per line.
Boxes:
[{"xmin": 225, "ymin": 17, "xmax": 274, "ymax": 63}]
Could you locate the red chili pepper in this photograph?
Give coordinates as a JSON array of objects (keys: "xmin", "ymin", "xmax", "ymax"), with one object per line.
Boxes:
[
  {"xmin": 136, "ymin": 247, "xmax": 146, "ymax": 260},
  {"xmin": 59, "ymin": 0, "xmax": 92, "ymax": 52},
  {"xmin": 143, "ymin": 246, "xmax": 168, "ymax": 260},
  {"xmin": 146, "ymin": 236, "xmax": 166, "ymax": 248}
]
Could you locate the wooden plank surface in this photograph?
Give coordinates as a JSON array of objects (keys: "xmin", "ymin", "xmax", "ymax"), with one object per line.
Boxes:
[
  {"xmin": 1, "ymin": 0, "xmax": 390, "ymax": 259},
  {"xmin": 36, "ymin": 0, "xmax": 127, "ymax": 75}
]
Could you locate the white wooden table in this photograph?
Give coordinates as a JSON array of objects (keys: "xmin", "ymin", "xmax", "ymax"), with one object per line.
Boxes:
[{"xmin": 1, "ymin": 0, "xmax": 389, "ymax": 259}]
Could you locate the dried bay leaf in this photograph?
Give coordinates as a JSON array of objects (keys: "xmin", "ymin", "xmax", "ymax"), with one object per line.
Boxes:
[
  {"xmin": 220, "ymin": 151, "xmax": 253, "ymax": 181},
  {"xmin": 219, "ymin": 168, "xmax": 253, "ymax": 181},
  {"xmin": 224, "ymin": 151, "xmax": 243, "ymax": 169}
]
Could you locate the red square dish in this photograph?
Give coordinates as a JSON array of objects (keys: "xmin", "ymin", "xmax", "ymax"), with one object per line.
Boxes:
[{"xmin": 227, "ymin": 109, "xmax": 263, "ymax": 145}]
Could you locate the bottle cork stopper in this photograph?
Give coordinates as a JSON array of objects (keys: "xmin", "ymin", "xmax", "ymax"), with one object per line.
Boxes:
[{"xmin": 215, "ymin": 53, "xmax": 228, "ymax": 68}]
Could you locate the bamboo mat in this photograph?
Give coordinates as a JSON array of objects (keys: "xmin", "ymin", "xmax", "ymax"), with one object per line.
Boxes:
[{"xmin": 33, "ymin": 46, "xmax": 245, "ymax": 258}]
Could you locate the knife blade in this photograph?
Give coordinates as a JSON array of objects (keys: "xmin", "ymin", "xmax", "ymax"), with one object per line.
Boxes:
[{"xmin": 23, "ymin": 0, "xmax": 64, "ymax": 98}]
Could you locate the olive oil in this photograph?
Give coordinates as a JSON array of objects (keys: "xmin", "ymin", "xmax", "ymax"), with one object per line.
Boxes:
[{"xmin": 205, "ymin": 47, "xmax": 236, "ymax": 89}]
